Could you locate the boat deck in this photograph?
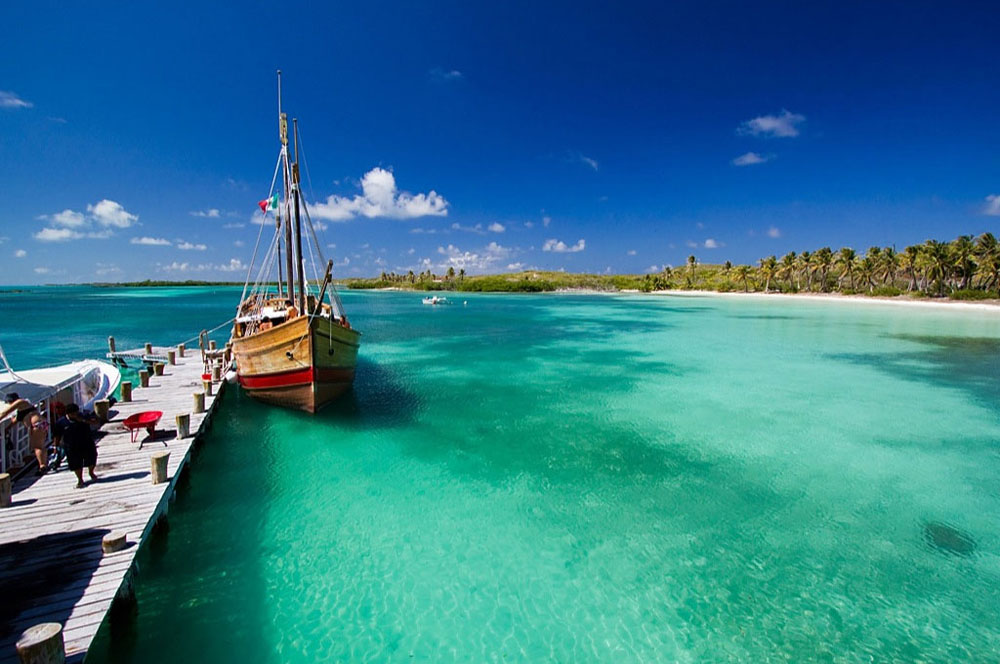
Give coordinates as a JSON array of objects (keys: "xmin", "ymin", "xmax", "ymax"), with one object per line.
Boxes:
[{"xmin": 0, "ymin": 348, "xmax": 225, "ymax": 662}]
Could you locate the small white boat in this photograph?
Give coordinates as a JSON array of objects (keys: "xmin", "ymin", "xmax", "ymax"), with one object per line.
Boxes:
[
  {"xmin": 0, "ymin": 359, "xmax": 121, "ymax": 474},
  {"xmin": 422, "ymin": 296, "xmax": 450, "ymax": 305}
]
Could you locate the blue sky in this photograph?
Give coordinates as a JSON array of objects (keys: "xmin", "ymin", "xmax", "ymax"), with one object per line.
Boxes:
[{"xmin": 2, "ymin": 1, "xmax": 998, "ymax": 283}]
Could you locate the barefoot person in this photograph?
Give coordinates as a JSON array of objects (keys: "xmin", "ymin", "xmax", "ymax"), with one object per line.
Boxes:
[
  {"xmin": 53, "ymin": 403, "xmax": 99, "ymax": 488},
  {"xmin": 2, "ymin": 393, "xmax": 50, "ymax": 475}
]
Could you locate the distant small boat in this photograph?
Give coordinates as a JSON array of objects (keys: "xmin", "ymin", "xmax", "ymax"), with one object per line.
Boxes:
[
  {"xmin": 422, "ymin": 296, "xmax": 450, "ymax": 305},
  {"xmin": 0, "ymin": 359, "xmax": 121, "ymax": 474}
]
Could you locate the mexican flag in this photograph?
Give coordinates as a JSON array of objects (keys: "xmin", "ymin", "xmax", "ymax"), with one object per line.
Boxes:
[{"xmin": 258, "ymin": 193, "xmax": 278, "ymax": 213}]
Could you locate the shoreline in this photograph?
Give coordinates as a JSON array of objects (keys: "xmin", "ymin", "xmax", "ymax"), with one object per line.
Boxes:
[{"xmin": 643, "ymin": 289, "xmax": 1000, "ymax": 312}]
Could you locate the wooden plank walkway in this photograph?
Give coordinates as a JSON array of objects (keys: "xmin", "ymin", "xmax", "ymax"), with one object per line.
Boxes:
[{"xmin": 0, "ymin": 348, "xmax": 226, "ymax": 663}]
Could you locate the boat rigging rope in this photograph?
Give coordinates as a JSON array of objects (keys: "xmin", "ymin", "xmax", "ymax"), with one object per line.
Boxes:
[
  {"xmin": 176, "ymin": 317, "xmax": 237, "ymax": 349},
  {"xmin": 237, "ymin": 149, "xmax": 284, "ymax": 313},
  {"xmin": 0, "ymin": 343, "xmax": 26, "ymax": 382}
]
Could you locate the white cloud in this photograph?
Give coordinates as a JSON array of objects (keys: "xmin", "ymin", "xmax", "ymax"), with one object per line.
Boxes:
[
  {"xmin": 14, "ymin": 249, "xmax": 26, "ymax": 258},
  {"xmin": 177, "ymin": 241, "xmax": 208, "ymax": 251},
  {"xmin": 646, "ymin": 265, "xmax": 661, "ymax": 273},
  {"xmin": 704, "ymin": 238, "xmax": 720, "ymax": 249},
  {"xmin": 95, "ymin": 263, "xmax": 121, "ymax": 276},
  {"xmin": 627, "ymin": 249, "xmax": 637, "ymax": 256},
  {"xmin": 430, "ymin": 68, "xmax": 463, "ymax": 81},
  {"xmin": 488, "ymin": 222, "xmax": 505, "ymax": 233},
  {"xmin": 524, "ymin": 221, "xmax": 534, "ymax": 228},
  {"xmin": 731, "ymin": 152, "xmax": 773, "ymax": 166},
  {"xmin": 310, "ymin": 167, "xmax": 448, "ymax": 221},
  {"xmin": 88, "ymin": 199, "xmax": 137, "ymax": 228},
  {"xmin": 436, "ymin": 242, "xmax": 511, "ymax": 272},
  {"xmin": 738, "ymin": 110, "xmax": 805, "ymax": 138},
  {"xmin": 86, "ymin": 229, "xmax": 114, "ymax": 240},
  {"xmin": 130, "ymin": 236, "xmax": 171, "ymax": 246},
  {"xmin": 219, "ymin": 258, "xmax": 246, "ymax": 272},
  {"xmin": 542, "ymin": 238, "xmax": 585, "ymax": 253},
  {"xmin": 162, "ymin": 262, "xmax": 191, "ymax": 272},
  {"xmin": 190, "ymin": 209, "xmax": 221, "ymax": 218},
  {"xmin": 507, "ymin": 262, "xmax": 524, "ymax": 270},
  {"xmin": 34, "ymin": 267, "xmax": 50, "ymax": 274},
  {"xmin": 51, "ymin": 209, "xmax": 86, "ymax": 227},
  {"xmin": 767, "ymin": 226, "xmax": 781, "ymax": 238},
  {"xmin": 452, "ymin": 222, "xmax": 485, "ymax": 234},
  {"xmin": 569, "ymin": 151, "xmax": 599, "ymax": 171},
  {"xmin": 542, "ymin": 216, "xmax": 551, "ymax": 227},
  {"xmin": 223, "ymin": 222, "xmax": 246, "ymax": 229},
  {"xmin": 162, "ymin": 258, "xmax": 246, "ymax": 273},
  {"xmin": 0, "ymin": 91, "xmax": 32, "ymax": 109},
  {"xmin": 234, "ymin": 240, "xmax": 245, "ymax": 247},
  {"xmin": 984, "ymin": 194, "xmax": 1000, "ymax": 216},
  {"xmin": 407, "ymin": 248, "xmax": 415, "ymax": 255},
  {"xmin": 35, "ymin": 227, "xmax": 83, "ymax": 242}
]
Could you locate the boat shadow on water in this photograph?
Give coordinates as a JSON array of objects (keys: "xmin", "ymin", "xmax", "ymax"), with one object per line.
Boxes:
[{"xmin": 316, "ymin": 358, "xmax": 420, "ymax": 429}]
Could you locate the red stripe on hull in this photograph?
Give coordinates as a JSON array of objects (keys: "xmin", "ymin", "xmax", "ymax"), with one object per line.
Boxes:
[
  {"xmin": 238, "ymin": 366, "xmax": 356, "ymax": 413},
  {"xmin": 238, "ymin": 366, "xmax": 355, "ymax": 390}
]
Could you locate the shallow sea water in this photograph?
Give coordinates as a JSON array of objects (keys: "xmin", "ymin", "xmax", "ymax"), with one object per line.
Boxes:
[{"xmin": 4, "ymin": 287, "xmax": 999, "ymax": 662}]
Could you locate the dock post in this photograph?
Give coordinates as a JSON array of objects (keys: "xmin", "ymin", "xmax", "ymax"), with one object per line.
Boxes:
[
  {"xmin": 175, "ymin": 413, "xmax": 190, "ymax": 438},
  {"xmin": 153, "ymin": 362, "xmax": 165, "ymax": 376},
  {"xmin": 144, "ymin": 342, "xmax": 153, "ymax": 355},
  {"xmin": 108, "ymin": 335, "xmax": 116, "ymax": 354},
  {"xmin": 193, "ymin": 392, "xmax": 205, "ymax": 414},
  {"xmin": 212, "ymin": 365, "xmax": 221, "ymax": 382},
  {"xmin": 203, "ymin": 380, "xmax": 213, "ymax": 397},
  {"xmin": 121, "ymin": 381, "xmax": 132, "ymax": 403},
  {"xmin": 15, "ymin": 622, "xmax": 65, "ymax": 663},
  {"xmin": 178, "ymin": 343, "xmax": 185, "ymax": 358},
  {"xmin": 139, "ymin": 369, "xmax": 150, "ymax": 388},
  {"xmin": 94, "ymin": 399, "xmax": 110, "ymax": 422},
  {"xmin": 102, "ymin": 531, "xmax": 127, "ymax": 553},
  {"xmin": 209, "ymin": 339, "xmax": 217, "ymax": 351},
  {"xmin": 0, "ymin": 473, "xmax": 11, "ymax": 508},
  {"xmin": 167, "ymin": 349, "xmax": 176, "ymax": 365},
  {"xmin": 151, "ymin": 452, "xmax": 170, "ymax": 484}
]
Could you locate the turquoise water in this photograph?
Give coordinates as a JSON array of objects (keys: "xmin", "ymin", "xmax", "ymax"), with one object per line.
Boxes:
[{"xmin": 4, "ymin": 287, "xmax": 1000, "ymax": 662}]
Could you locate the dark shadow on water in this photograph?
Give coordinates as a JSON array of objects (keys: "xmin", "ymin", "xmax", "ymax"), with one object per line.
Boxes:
[
  {"xmin": 728, "ymin": 314, "xmax": 800, "ymax": 320},
  {"xmin": 924, "ymin": 521, "xmax": 977, "ymax": 557},
  {"xmin": 0, "ymin": 528, "xmax": 111, "ymax": 654},
  {"xmin": 317, "ymin": 357, "xmax": 420, "ymax": 430},
  {"xmin": 827, "ymin": 334, "xmax": 1000, "ymax": 406}
]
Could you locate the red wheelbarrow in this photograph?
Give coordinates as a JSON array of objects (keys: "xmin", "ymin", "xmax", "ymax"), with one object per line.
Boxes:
[{"xmin": 123, "ymin": 410, "xmax": 163, "ymax": 448}]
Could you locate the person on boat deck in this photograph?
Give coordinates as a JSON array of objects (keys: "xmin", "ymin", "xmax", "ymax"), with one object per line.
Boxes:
[
  {"xmin": 284, "ymin": 299, "xmax": 298, "ymax": 319},
  {"xmin": 2, "ymin": 392, "xmax": 50, "ymax": 475},
  {"xmin": 53, "ymin": 403, "xmax": 99, "ymax": 489}
]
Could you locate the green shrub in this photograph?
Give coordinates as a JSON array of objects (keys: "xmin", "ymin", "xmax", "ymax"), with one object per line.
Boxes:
[
  {"xmin": 870, "ymin": 286, "xmax": 902, "ymax": 297},
  {"xmin": 949, "ymin": 289, "xmax": 995, "ymax": 301}
]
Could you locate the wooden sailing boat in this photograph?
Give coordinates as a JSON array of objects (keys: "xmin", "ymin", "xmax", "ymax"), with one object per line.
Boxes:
[{"xmin": 230, "ymin": 71, "xmax": 361, "ymax": 413}]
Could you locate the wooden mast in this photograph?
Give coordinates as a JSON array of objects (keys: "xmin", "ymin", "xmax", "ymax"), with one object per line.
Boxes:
[
  {"xmin": 292, "ymin": 118, "xmax": 306, "ymax": 315},
  {"xmin": 278, "ymin": 71, "xmax": 295, "ymax": 305}
]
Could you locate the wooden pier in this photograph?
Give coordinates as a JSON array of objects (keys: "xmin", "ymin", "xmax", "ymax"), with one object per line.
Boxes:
[{"xmin": 0, "ymin": 342, "xmax": 228, "ymax": 663}]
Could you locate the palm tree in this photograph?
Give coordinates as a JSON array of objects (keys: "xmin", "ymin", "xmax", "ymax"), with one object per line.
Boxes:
[
  {"xmin": 722, "ymin": 260, "xmax": 732, "ymax": 279},
  {"xmin": 880, "ymin": 246, "xmax": 899, "ymax": 287},
  {"xmin": 734, "ymin": 265, "xmax": 752, "ymax": 292},
  {"xmin": 922, "ymin": 240, "xmax": 952, "ymax": 296},
  {"xmin": 686, "ymin": 255, "xmax": 697, "ymax": 288},
  {"xmin": 778, "ymin": 252, "xmax": 797, "ymax": 291},
  {"xmin": 407, "ymin": 270, "xmax": 415, "ymax": 283},
  {"xmin": 758, "ymin": 255, "xmax": 778, "ymax": 292},
  {"xmin": 857, "ymin": 255, "xmax": 876, "ymax": 293},
  {"xmin": 814, "ymin": 247, "xmax": 833, "ymax": 292},
  {"xmin": 446, "ymin": 266, "xmax": 456, "ymax": 281},
  {"xmin": 901, "ymin": 245, "xmax": 920, "ymax": 291},
  {"xmin": 974, "ymin": 232, "xmax": 999, "ymax": 293},
  {"xmin": 797, "ymin": 251, "xmax": 813, "ymax": 291},
  {"xmin": 459, "ymin": 268, "xmax": 466, "ymax": 282},
  {"xmin": 836, "ymin": 247, "xmax": 858, "ymax": 291},
  {"xmin": 950, "ymin": 235, "xmax": 976, "ymax": 290}
]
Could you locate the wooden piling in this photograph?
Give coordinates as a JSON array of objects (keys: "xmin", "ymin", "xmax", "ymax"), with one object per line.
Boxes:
[
  {"xmin": 120, "ymin": 381, "xmax": 132, "ymax": 402},
  {"xmin": 94, "ymin": 399, "xmax": 110, "ymax": 422},
  {"xmin": 15, "ymin": 622, "xmax": 65, "ymax": 664},
  {"xmin": 175, "ymin": 413, "xmax": 190, "ymax": 438},
  {"xmin": 193, "ymin": 391, "xmax": 205, "ymax": 414},
  {"xmin": 107, "ymin": 336, "xmax": 116, "ymax": 355},
  {"xmin": 211, "ymin": 365, "xmax": 221, "ymax": 382},
  {"xmin": 153, "ymin": 362, "xmax": 164, "ymax": 376},
  {"xmin": 203, "ymin": 380, "xmax": 213, "ymax": 397},
  {"xmin": 209, "ymin": 339, "xmax": 217, "ymax": 351},
  {"xmin": 177, "ymin": 343, "xmax": 185, "ymax": 358},
  {"xmin": 0, "ymin": 473, "xmax": 11, "ymax": 508},
  {"xmin": 144, "ymin": 342, "xmax": 153, "ymax": 355},
  {"xmin": 102, "ymin": 532, "xmax": 127, "ymax": 554},
  {"xmin": 167, "ymin": 349, "xmax": 176, "ymax": 365},
  {"xmin": 151, "ymin": 452, "xmax": 170, "ymax": 485},
  {"xmin": 139, "ymin": 370, "xmax": 150, "ymax": 388}
]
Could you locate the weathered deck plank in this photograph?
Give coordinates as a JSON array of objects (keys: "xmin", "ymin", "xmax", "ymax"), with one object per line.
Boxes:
[{"xmin": 0, "ymin": 349, "xmax": 226, "ymax": 663}]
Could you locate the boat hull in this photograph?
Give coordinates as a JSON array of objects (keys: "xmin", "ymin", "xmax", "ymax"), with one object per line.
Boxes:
[{"xmin": 231, "ymin": 315, "xmax": 361, "ymax": 413}]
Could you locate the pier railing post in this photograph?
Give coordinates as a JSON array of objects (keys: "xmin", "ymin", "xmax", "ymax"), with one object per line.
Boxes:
[
  {"xmin": 178, "ymin": 343, "xmax": 185, "ymax": 358},
  {"xmin": 203, "ymin": 380, "xmax": 213, "ymax": 397},
  {"xmin": 121, "ymin": 381, "xmax": 132, "ymax": 403},
  {"xmin": 102, "ymin": 532, "xmax": 127, "ymax": 553},
  {"xmin": 94, "ymin": 399, "xmax": 110, "ymax": 422},
  {"xmin": 139, "ymin": 369, "xmax": 150, "ymax": 388},
  {"xmin": 15, "ymin": 622, "xmax": 65, "ymax": 664},
  {"xmin": 153, "ymin": 363, "xmax": 164, "ymax": 376},
  {"xmin": 193, "ymin": 392, "xmax": 205, "ymax": 414},
  {"xmin": 108, "ymin": 336, "xmax": 116, "ymax": 355},
  {"xmin": 0, "ymin": 473, "xmax": 11, "ymax": 508},
  {"xmin": 211, "ymin": 365, "xmax": 221, "ymax": 382},
  {"xmin": 175, "ymin": 413, "xmax": 190, "ymax": 439},
  {"xmin": 144, "ymin": 342, "xmax": 153, "ymax": 355},
  {"xmin": 151, "ymin": 452, "xmax": 170, "ymax": 485},
  {"xmin": 167, "ymin": 349, "xmax": 176, "ymax": 365},
  {"xmin": 209, "ymin": 339, "xmax": 217, "ymax": 351}
]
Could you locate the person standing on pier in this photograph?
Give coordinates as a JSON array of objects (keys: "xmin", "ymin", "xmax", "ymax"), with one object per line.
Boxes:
[
  {"xmin": 2, "ymin": 393, "xmax": 50, "ymax": 475},
  {"xmin": 53, "ymin": 403, "xmax": 99, "ymax": 488}
]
